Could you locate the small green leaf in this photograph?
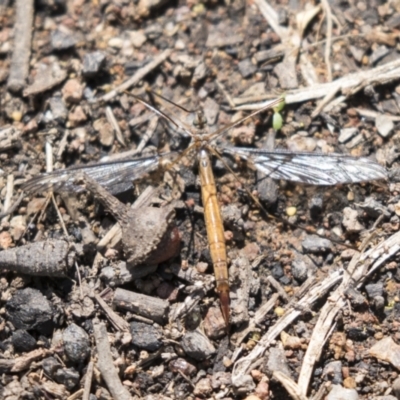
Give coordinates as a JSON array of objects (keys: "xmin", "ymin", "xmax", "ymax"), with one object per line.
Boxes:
[
  {"xmin": 273, "ymin": 112, "xmax": 283, "ymax": 131},
  {"xmin": 273, "ymin": 96, "xmax": 286, "ymax": 113}
]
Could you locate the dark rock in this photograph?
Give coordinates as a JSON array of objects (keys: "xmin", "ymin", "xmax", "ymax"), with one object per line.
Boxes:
[
  {"xmin": 130, "ymin": 321, "xmax": 162, "ymax": 351},
  {"xmin": 309, "ymin": 195, "xmax": 323, "ymax": 218},
  {"xmin": 302, "ymin": 234, "xmax": 332, "ymax": 253},
  {"xmin": 12, "ymin": 330, "xmax": 36, "ymax": 352},
  {"xmin": 63, "ymin": 323, "xmax": 90, "ymax": 363},
  {"xmin": 6, "ymin": 288, "xmax": 54, "ymax": 334},
  {"xmin": 257, "ymin": 172, "xmax": 278, "ymax": 206},
  {"xmin": 291, "ymin": 254, "xmax": 309, "ymax": 282},
  {"xmin": 54, "ymin": 367, "xmax": 80, "ymax": 391},
  {"xmin": 271, "ymin": 263, "xmax": 284, "ymax": 279},
  {"xmin": 347, "ymin": 326, "xmax": 369, "ymax": 341},
  {"xmin": 42, "ymin": 357, "xmax": 62, "ymax": 378},
  {"xmin": 365, "ymin": 282, "xmax": 384, "ymax": 298},
  {"xmin": 181, "ymin": 330, "xmax": 216, "ymax": 360},
  {"xmin": 279, "ymin": 275, "xmax": 292, "ymax": 285},
  {"xmin": 83, "ymin": 51, "xmax": 106, "ymax": 77},
  {"xmin": 344, "ymin": 288, "xmax": 367, "ymax": 308}
]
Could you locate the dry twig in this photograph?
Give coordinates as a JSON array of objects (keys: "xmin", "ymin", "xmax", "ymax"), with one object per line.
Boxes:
[
  {"xmin": 7, "ymin": 0, "xmax": 34, "ymax": 93},
  {"xmin": 97, "ymin": 49, "xmax": 172, "ymax": 103},
  {"xmin": 93, "ymin": 320, "xmax": 131, "ymax": 400}
]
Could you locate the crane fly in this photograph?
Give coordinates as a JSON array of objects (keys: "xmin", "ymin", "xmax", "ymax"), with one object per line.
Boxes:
[{"xmin": 22, "ymin": 93, "xmax": 387, "ymax": 327}]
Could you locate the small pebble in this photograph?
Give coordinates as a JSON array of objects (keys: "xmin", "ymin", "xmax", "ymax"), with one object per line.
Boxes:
[
  {"xmin": 238, "ymin": 58, "xmax": 257, "ymax": 78},
  {"xmin": 12, "ymin": 329, "xmax": 37, "ymax": 352},
  {"xmin": 129, "ymin": 30, "xmax": 147, "ymax": 48},
  {"xmin": 369, "ymin": 336, "xmax": 400, "ymax": 369},
  {"xmin": 347, "ymin": 191, "xmax": 355, "ymax": 201},
  {"xmin": 169, "ymin": 358, "xmax": 197, "ymax": 376},
  {"xmin": 193, "ymin": 377, "xmax": 212, "ymax": 398},
  {"xmin": 6, "ymin": 288, "xmax": 54, "ymax": 333},
  {"xmin": 326, "ymin": 384, "xmax": 359, "ymax": 400},
  {"xmin": 181, "ymin": 330, "xmax": 216, "ymax": 360},
  {"xmin": 274, "ymin": 307, "xmax": 285, "ymax": 317},
  {"xmin": 11, "ymin": 110, "xmax": 23, "ymax": 122},
  {"xmin": 286, "ymin": 206, "xmax": 297, "ymax": 217},
  {"xmin": 130, "ymin": 321, "xmax": 162, "ymax": 351},
  {"xmin": 82, "ymin": 51, "xmax": 106, "ymax": 76},
  {"xmin": 302, "ymin": 234, "xmax": 332, "ymax": 253},
  {"xmin": 108, "ymin": 37, "xmax": 124, "ymax": 49},
  {"xmin": 63, "ymin": 323, "xmax": 90, "ymax": 363},
  {"xmin": 342, "ymin": 207, "xmax": 364, "ymax": 233},
  {"xmin": 62, "ymin": 79, "xmax": 83, "ymax": 104},
  {"xmin": 68, "ymin": 106, "xmax": 87, "ymax": 127},
  {"xmin": 51, "ymin": 29, "xmax": 77, "ymax": 50},
  {"xmin": 0, "ymin": 231, "xmax": 12, "ymax": 249},
  {"xmin": 375, "ymin": 114, "xmax": 394, "ymax": 138}
]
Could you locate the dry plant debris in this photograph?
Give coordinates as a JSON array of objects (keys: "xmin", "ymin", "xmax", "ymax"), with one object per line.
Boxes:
[{"xmin": 1, "ymin": 0, "xmax": 400, "ymax": 399}]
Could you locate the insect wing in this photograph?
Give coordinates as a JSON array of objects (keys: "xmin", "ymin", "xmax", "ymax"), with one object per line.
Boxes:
[
  {"xmin": 22, "ymin": 155, "xmax": 160, "ymax": 195},
  {"xmin": 225, "ymin": 147, "xmax": 387, "ymax": 185}
]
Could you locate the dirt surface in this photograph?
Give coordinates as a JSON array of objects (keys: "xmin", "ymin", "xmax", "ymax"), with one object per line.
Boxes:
[{"xmin": 1, "ymin": 0, "xmax": 400, "ymax": 399}]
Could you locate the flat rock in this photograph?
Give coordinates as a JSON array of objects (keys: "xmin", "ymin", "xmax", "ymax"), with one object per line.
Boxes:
[
  {"xmin": 369, "ymin": 336, "xmax": 400, "ymax": 369},
  {"xmin": 302, "ymin": 234, "xmax": 332, "ymax": 253},
  {"xmin": 130, "ymin": 321, "xmax": 162, "ymax": 351},
  {"xmin": 181, "ymin": 330, "xmax": 216, "ymax": 360}
]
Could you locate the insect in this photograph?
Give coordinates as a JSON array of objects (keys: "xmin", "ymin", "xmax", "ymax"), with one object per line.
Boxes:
[{"xmin": 22, "ymin": 93, "xmax": 387, "ymax": 327}]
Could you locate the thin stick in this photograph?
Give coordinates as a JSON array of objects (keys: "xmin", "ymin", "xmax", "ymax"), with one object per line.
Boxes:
[
  {"xmin": 105, "ymin": 106, "xmax": 126, "ymax": 147},
  {"xmin": 97, "ymin": 49, "xmax": 172, "ymax": 103},
  {"xmin": 321, "ymin": 0, "xmax": 333, "ymax": 82},
  {"xmin": 93, "ymin": 320, "xmax": 131, "ymax": 400},
  {"xmin": 7, "ymin": 0, "xmax": 34, "ymax": 93},
  {"xmin": 2, "ymin": 174, "xmax": 14, "ymax": 223},
  {"xmin": 82, "ymin": 361, "xmax": 94, "ymax": 400},
  {"xmin": 216, "ymin": 80, "xmax": 236, "ymax": 109},
  {"xmin": 235, "ymin": 58, "xmax": 400, "ymax": 109}
]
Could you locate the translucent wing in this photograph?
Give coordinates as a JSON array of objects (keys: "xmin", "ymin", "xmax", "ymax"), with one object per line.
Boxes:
[
  {"xmin": 22, "ymin": 155, "xmax": 161, "ymax": 195},
  {"xmin": 224, "ymin": 147, "xmax": 387, "ymax": 185}
]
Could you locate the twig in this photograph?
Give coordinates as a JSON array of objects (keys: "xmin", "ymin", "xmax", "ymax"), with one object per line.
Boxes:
[
  {"xmin": 273, "ymin": 371, "xmax": 309, "ymax": 400},
  {"xmin": 354, "ymin": 107, "xmax": 400, "ymax": 121},
  {"xmin": 1, "ymin": 174, "xmax": 14, "ymax": 223},
  {"xmin": 0, "ymin": 192, "xmax": 24, "ymax": 220},
  {"xmin": 7, "ymin": 0, "xmax": 34, "ymax": 93},
  {"xmin": 311, "ymin": 86, "xmax": 340, "ymax": 118},
  {"xmin": 105, "ymin": 106, "xmax": 126, "ymax": 147},
  {"xmin": 235, "ymin": 293, "xmax": 279, "ymax": 345},
  {"xmin": 95, "ymin": 293, "xmax": 130, "ymax": 332},
  {"xmin": 215, "ymin": 80, "xmax": 236, "ymax": 109},
  {"xmin": 82, "ymin": 360, "xmax": 94, "ymax": 400},
  {"xmin": 231, "ymin": 270, "xmax": 343, "ymax": 382},
  {"xmin": 253, "ymin": 0, "xmax": 287, "ymax": 41},
  {"xmin": 97, "ymin": 49, "xmax": 172, "ymax": 103},
  {"xmin": 57, "ymin": 130, "xmax": 70, "ymax": 158},
  {"xmin": 235, "ymin": 58, "xmax": 400, "ymax": 110},
  {"xmin": 297, "ymin": 230, "xmax": 400, "ymax": 395},
  {"xmin": 93, "ymin": 320, "xmax": 131, "ymax": 400},
  {"xmin": 321, "ymin": 0, "xmax": 333, "ymax": 81},
  {"xmin": 267, "ymin": 275, "xmax": 290, "ymax": 302}
]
